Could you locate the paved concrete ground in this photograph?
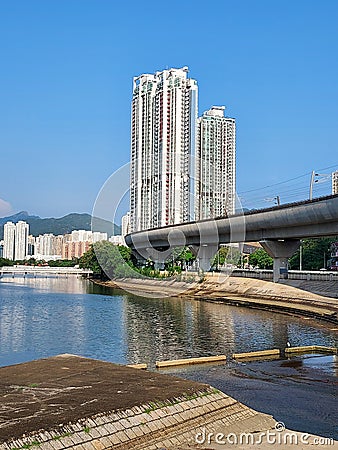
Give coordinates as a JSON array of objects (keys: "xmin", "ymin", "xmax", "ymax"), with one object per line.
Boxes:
[
  {"xmin": 0, "ymin": 354, "xmax": 208, "ymax": 443},
  {"xmin": 1, "ymin": 355, "xmax": 337, "ymax": 450}
]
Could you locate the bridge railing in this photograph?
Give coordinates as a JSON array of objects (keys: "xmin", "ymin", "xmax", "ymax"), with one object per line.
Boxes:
[
  {"xmin": 232, "ymin": 269, "xmax": 338, "ymax": 281},
  {"xmin": 0, "ymin": 266, "xmax": 93, "ymax": 275}
]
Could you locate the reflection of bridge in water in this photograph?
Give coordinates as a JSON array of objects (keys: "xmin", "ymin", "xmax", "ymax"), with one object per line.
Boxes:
[
  {"xmin": 0, "ymin": 266, "xmax": 93, "ymax": 277},
  {"xmin": 126, "ymin": 195, "xmax": 338, "ymax": 282}
]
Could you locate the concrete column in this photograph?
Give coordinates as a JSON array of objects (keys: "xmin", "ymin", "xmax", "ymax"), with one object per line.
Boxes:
[
  {"xmin": 154, "ymin": 261, "xmax": 165, "ymax": 270},
  {"xmin": 190, "ymin": 244, "xmax": 219, "ymax": 272},
  {"xmin": 260, "ymin": 239, "xmax": 300, "ymax": 283}
]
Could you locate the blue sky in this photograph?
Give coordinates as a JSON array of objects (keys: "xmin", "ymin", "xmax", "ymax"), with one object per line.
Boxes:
[{"xmin": 1, "ymin": 0, "xmax": 338, "ymax": 219}]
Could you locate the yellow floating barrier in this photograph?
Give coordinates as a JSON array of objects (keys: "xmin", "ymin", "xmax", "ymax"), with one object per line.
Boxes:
[
  {"xmin": 232, "ymin": 349, "xmax": 280, "ymax": 360},
  {"xmin": 156, "ymin": 355, "xmax": 227, "ymax": 368},
  {"xmin": 126, "ymin": 363, "xmax": 148, "ymax": 370},
  {"xmin": 285, "ymin": 345, "xmax": 337, "ymax": 354}
]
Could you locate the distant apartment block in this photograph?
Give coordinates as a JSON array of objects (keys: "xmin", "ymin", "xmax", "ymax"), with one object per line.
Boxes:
[
  {"xmin": 332, "ymin": 170, "xmax": 338, "ymax": 195},
  {"xmin": 62, "ymin": 241, "xmax": 91, "ymax": 260},
  {"xmin": 14, "ymin": 221, "xmax": 29, "ymax": 260},
  {"xmin": 109, "ymin": 235, "xmax": 124, "ymax": 246},
  {"xmin": 130, "ymin": 67, "xmax": 198, "ymax": 232},
  {"xmin": 196, "ymin": 106, "xmax": 236, "ymax": 220},
  {"xmin": 61, "ymin": 230, "xmax": 108, "ymax": 260},
  {"xmin": 121, "ymin": 212, "xmax": 131, "ymax": 237},
  {"xmin": 3, "ymin": 222, "xmax": 16, "ymax": 260},
  {"xmin": 3, "ymin": 221, "xmax": 29, "ymax": 261}
]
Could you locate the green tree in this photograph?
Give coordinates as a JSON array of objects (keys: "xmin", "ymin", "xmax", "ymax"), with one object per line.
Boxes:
[
  {"xmin": 169, "ymin": 246, "xmax": 195, "ymax": 270},
  {"xmin": 79, "ymin": 242, "xmax": 139, "ymax": 279},
  {"xmin": 48, "ymin": 259, "xmax": 78, "ymax": 267},
  {"xmin": 212, "ymin": 246, "xmax": 229, "ymax": 267},
  {"xmin": 249, "ymin": 248, "xmax": 273, "ymax": 269},
  {"xmin": 0, "ymin": 258, "xmax": 14, "ymax": 267},
  {"xmin": 289, "ymin": 237, "xmax": 337, "ymax": 270}
]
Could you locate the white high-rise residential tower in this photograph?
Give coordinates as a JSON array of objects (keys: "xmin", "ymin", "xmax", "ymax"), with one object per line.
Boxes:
[
  {"xmin": 196, "ymin": 106, "xmax": 236, "ymax": 220},
  {"xmin": 3, "ymin": 222, "xmax": 16, "ymax": 260},
  {"xmin": 130, "ymin": 67, "xmax": 198, "ymax": 232},
  {"xmin": 121, "ymin": 212, "xmax": 131, "ymax": 237},
  {"xmin": 14, "ymin": 221, "xmax": 29, "ymax": 260},
  {"xmin": 332, "ymin": 170, "xmax": 338, "ymax": 195}
]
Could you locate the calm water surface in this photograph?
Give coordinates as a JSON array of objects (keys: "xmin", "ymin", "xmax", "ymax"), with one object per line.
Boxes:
[
  {"xmin": 0, "ymin": 275, "xmax": 337, "ymax": 439},
  {"xmin": 0, "ymin": 275, "xmax": 337, "ymax": 367}
]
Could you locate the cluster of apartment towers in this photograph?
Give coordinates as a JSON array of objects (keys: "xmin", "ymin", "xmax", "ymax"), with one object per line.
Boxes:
[
  {"xmin": 129, "ymin": 66, "xmax": 236, "ymax": 232},
  {"xmin": 1, "ymin": 224, "xmax": 109, "ymax": 261}
]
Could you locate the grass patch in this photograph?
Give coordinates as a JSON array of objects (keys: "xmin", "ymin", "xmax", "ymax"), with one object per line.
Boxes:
[{"xmin": 143, "ymin": 388, "xmax": 220, "ymax": 413}]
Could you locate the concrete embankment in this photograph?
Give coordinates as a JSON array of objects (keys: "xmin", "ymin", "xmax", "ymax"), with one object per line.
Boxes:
[
  {"xmin": 94, "ymin": 275, "xmax": 338, "ymax": 325},
  {"xmin": 280, "ymin": 279, "xmax": 338, "ymax": 299},
  {"xmin": 0, "ymin": 354, "xmax": 277, "ymax": 450}
]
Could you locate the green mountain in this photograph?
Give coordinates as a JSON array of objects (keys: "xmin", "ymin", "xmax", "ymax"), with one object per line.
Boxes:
[{"xmin": 0, "ymin": 212, "xmax": 120, "ymax": 239}]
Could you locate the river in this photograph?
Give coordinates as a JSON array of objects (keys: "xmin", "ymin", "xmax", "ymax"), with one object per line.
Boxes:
[{"xmin": 0, "ymin": 275, "xmax": 337, "ymax": 439}]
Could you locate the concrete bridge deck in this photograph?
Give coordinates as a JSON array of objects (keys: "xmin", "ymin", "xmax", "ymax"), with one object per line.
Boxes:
[{"xmin": 125, "ymin": 194, "xmax": 338, "ymax": 281}]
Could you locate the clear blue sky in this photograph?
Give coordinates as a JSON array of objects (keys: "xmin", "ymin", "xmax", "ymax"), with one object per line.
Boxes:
[{"xmin": 1, "ymin": 0, "xmax": 338, "ymax": 219}]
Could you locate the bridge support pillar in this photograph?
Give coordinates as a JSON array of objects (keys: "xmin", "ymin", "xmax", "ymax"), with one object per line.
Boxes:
[
  {"xmin": 190, "ymin": 244, "xmax": 219, "ymax": 272},
  {"xmin": 260, "ymin": 239, "xmax": 300, "ymax": 283}
]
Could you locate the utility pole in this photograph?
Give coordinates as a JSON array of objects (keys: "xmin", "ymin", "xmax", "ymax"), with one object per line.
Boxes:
[
  {"xmin": 310, "ymin": 170, "xmax": 331, "ymax": 200},
  {"xmin": 309, "ymin": 170, "xmax": 315, "ymax": 200}
]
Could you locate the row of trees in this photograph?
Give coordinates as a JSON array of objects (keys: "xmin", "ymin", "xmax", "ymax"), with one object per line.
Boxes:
[
  {"xmin": 248, "ymin": 237, "xmax": 338, "ymax": 270},
  {"xmin": 0, "ymin": 257, "xmax": 79, "ymax": 267},
  {"xmin": 78, "ymin": 241, "xmax": 197, "ymax": 279}
]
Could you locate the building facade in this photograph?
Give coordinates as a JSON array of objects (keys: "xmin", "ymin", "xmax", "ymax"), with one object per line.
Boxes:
[
  {"xmin": 3, "ymin": 221, "xmax": 29, "ymax": 261},
  {"xmin": 121, "ymin": 212, "xmax": 131, "ymax": 237},
  {"xmin": 14, "ymin": 221, "xmax": 29, "ymax": 260},
  {"xmin": 3, "ymin": 222, "xmax": 16, "ymax": 260},
  {"xmin": 195, "ymin": 106, "xmax": 236, "ymax": 220},
  {"xmin": 332, "ymin": 170, "xmax": 338, "ymax": 195},
  {"xmin": 130, "ymin": 67, "xmax": 198, "ymax": 231}
]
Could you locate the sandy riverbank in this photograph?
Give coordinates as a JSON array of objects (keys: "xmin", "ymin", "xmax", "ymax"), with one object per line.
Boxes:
[{"xmin": 92, "ymin": 275, "xmax": 338, "ymax": 324}]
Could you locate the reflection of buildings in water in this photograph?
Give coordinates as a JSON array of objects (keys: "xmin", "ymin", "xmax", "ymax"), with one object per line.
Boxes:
[
  {"xmin": 0, "ymin": 277, "xmax": 87, "ymax": 355},
  {"xmin": 122, "ymin": 293, "xmax": 316, "ymax": 364},
  {"xmin": 122, "ymin": 296, "xmax": 236, "ymax": 365},
  {"xmin": 0, "ymin": 274, "xmax": 89, "ymax": 294},
  {"xmin": 0, "ymin": 303, "xmax": 26, "ymax": 352},
  {"xmin": 122, "ymin": 295, "xmax": 188, "ymax": 365},
  {"xmin": 185, "ymin": 301, "xmax": 236, "ymax": 353},
  {"xmin": 229, "ymin": 308, "xmax": 284, "ymax": 353}
]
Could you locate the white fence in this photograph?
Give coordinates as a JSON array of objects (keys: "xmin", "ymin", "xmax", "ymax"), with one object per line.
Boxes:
[{"xmin": 232, "ymin": 269, "xmax": 338, "ymax": 281}]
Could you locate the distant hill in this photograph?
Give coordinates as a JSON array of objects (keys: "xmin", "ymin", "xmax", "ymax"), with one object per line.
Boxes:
[{"xmin": 0, "ymin": 212, "xmax": 121, "ymax": 239}]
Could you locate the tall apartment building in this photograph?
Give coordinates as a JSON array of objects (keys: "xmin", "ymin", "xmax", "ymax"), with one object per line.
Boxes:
[
  {"xmin": 14, "ymin": 221, "xmax": 29, "ymax": 260},
  {"xmin": 3, "ymin": 221, "xmax": 29, "ymax": 260},
  {"xmin": 130, "ymin": 66, "xmax": 198, "ymax": 232},
  {"xmin": 121, "ymin": 212, "xmax": 131, "ymax": 237},
  {"xmin": 332, "ymin": 170, "xmax": 338, "ymax": 195},
  {"xmin": 195, "ymin": 106, "xmax": 236, "ymax": 220},
  {"xmin": 3, "ymin": 222, "xmax": 16, "ymax": 260}
]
